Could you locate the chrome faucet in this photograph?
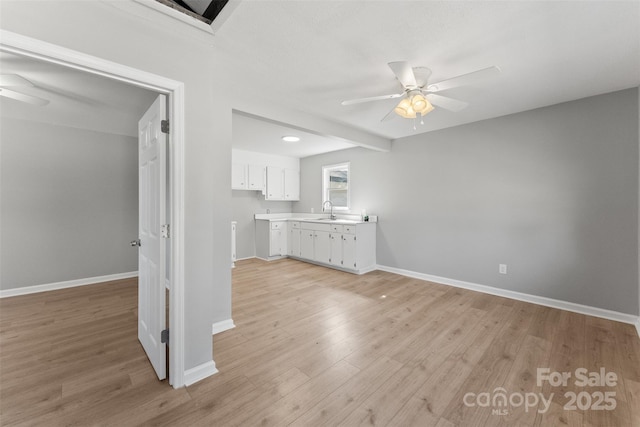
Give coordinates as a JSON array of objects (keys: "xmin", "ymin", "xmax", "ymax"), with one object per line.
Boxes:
[{"xmin": 322, "ymin": 200, "xmax": 336, "ymax": 220}]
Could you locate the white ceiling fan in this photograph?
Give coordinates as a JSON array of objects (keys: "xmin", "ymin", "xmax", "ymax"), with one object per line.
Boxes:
[
  {"xmin": 0, "ymin": 74, "xmax": 50, "ymax": 106},
  {"xmin": 341, "ymin": 62, "xmax": 500, "ymax": 125}
]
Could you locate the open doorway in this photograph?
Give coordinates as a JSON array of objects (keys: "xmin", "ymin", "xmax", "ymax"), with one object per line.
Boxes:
[{"xmin": 0, "ymin": 31, "xmax": 186, "ymax": 387}]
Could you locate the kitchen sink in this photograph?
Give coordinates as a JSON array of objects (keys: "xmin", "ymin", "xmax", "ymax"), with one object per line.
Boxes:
[{"xmin": 302, "ymin": 218, "xmax": 359, "ymax": 224}]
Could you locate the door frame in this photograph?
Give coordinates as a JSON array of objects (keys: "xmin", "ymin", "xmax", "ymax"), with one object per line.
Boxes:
[{"xmin": 0, "ymin": 29, "xmax": 187, "ymax": 388}]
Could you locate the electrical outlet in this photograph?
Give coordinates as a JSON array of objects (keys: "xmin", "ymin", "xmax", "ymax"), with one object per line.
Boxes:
[
  {"xmin": 499, "ymin": 264, "xmax": 507, "ymax": 274},
  {"xmin": 311, "ymin": 207, "xmax": 314, "ymax": 213}
]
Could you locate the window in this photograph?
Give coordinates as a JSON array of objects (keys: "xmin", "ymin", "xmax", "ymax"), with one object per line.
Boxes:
[{"xmin": 322, "ymin": 162, "xmax": 350, "ymax": 211}]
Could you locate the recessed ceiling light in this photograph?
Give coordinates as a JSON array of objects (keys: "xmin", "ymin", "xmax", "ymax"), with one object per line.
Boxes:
[{"xmin": 282, "ymin": 136, "xmax": 300, "ymax": 142}]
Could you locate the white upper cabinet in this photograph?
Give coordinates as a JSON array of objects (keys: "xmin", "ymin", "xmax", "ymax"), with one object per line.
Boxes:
[
  {"xmin": 232, "ymin": 149, "xmax": 299, "ymax": 200},
  {"xmin": 248, "ymin": 164, "xmax": 265, "ymax": 192},
  {"xmin": 266, "ymin": 166, "xmax": 285, "ymax": 200},
  {"xmin": 231, "ymin": 163, "xmax": 247, "ymax": 190},
  {"xmin": 284, "ymin": 169, "xmax": 300, "ymax": 201},
  {"xmin": 266, "ymin": 166, "xmax": 300, "ymax": 201}
]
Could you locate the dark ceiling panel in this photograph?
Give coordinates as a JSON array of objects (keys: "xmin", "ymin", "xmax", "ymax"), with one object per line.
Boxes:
[
  {"xmin": 203, "ymin": 0, "xmax": 229, "ymax": 21},
  {"xmin": 156, "ymin": 0, "xmax": 229, "ymax": 25}
]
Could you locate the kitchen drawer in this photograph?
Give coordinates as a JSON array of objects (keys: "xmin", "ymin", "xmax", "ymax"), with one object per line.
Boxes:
[
  {"xmin": 343, "ymin": 225, "xmax": 356, "ymax": 234},
  {"xmin": 301, "ymin": 222, "xmax": 331, "ymax": 232},
  {"xmin": 330, "ymin": 224, "xmax": 343, "ymax": 233},
  {"xmin": 290, "ymin": 221, "xmax": 301, "ymax": 229},
  {"xmin": 271, "ymin": 221, "xmax": 286, "ymax": 230}
]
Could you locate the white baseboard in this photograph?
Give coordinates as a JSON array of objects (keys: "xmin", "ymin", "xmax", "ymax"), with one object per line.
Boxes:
[
  {"xmin": 212, "ymin": 319, "xmax": 236, "ymax": 335},
  {"xmin": 183, "ymin": 360, "xmax": 218, "ymax": 386},
  {"xmin": 357, "ymin": 265, "xmax": 378, "ymax": 275},
  {"xmin": 376, "ymin": 265, "xmax": 640, "ymax": 332},
  {"xmin": 236, "ymin": 256, "xmax": 256, "ymax": 262},
  {"xmin": 0, "ymin": 271, "xmax": 138, "ymax": 298}
]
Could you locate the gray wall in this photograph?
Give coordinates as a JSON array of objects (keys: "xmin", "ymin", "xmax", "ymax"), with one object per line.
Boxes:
[
  {"xmin": 1, "ymin": 0, "xmax": 231, "ymax": 371},
  {"xmin": 1, "ymin": 118, "xmax": 138, "ymax": 290},
  {"xmin": 232, "ymin": 190, "xmax": 292, "ymax": 260},
  {"xmin": 296, "ymin": 88, "xmax": 639, "ymax": 316}
]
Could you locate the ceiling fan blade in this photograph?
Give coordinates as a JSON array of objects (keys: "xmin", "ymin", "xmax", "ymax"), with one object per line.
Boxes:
[
  {"xmin": 0, "ymin": 74, "xmax": 34, "ymax": 87},
  {"xmin": 388, "ymin": 61, "xmax": 417, "ymax": 89},
  {"xmin": 427, "ymin": 66, "xmax": 501, "ymax": 92},
  {"xmin": 380, "ymin": 105, "xmax": 397, "ymax": 122},
  {"xmin": 426, "ymin": 94, "xmax": 468, "ymax": 112},
  {"xmin": 341, "ymin": 93, "xmax": 404, "ymax": 106},
  {"xmin": 413, "ymin": 67, "xmax": 432, "ymax": 88},
  {"xmin": 0, "ymin": 88, "xmax": 49, "ymax": 106}
]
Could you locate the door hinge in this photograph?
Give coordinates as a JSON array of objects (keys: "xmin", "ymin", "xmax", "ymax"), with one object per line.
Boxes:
[
  {"xmin": 161, "ymin": 224, "xmax": 170, "ymax": 239},
  {"xmin": 161, "ymin": 120, "xmax": 170, "ymax": 134},
  {"xmin": 161, "ymin": 329, "xmax": 169, "ymax": 343}
]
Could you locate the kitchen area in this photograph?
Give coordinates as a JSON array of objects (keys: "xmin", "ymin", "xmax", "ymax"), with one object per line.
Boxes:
[{"xmin": 231, "ymin": 111, "xmax": 379, "ymax": 275}]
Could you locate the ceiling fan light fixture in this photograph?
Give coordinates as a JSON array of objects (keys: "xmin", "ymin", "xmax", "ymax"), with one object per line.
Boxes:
[
  {"xmin": 415, "ymin": 97, "xmax": 434, "ymax": 116},
  {"xmin": 410, "ymin": 91, "xmax": 434, "ymax": 116},
  {"xmin": 394, "ymin": 93, "xmax": 434, "ymax": 119},
  {"xmin": 394, "ymin": 98, "xmax": 416, "ymax": 119},
  {"xmin": 411, "ymin": 93, "xmax": 427, "ymax": 111}
]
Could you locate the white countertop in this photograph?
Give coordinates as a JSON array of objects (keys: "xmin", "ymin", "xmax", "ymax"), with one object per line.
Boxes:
[{"xmin": 254, "ymin": 212, "xmax": 377, "ymax": 224}]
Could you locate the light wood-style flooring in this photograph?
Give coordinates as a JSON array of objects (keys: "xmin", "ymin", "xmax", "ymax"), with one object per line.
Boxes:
[{"xmin": 1, "ymin": 258, "xmax": 639, "ymax": 426}]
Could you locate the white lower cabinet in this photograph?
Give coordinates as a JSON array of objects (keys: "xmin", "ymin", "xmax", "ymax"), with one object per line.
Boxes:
[
  {"xmin": 295, "ymin": 221, "xmax": 376, "ymax": 274},
  {"xmin": 297, "ymin": 223, "xmax": 331, "ymax": 263},
  {"xmin": 256, "ymin": 219, "xmax": 288, "ymax": 260},
  {"xmin": 329, "ymin": 232, "xmax": 358, "ymax": 269},
  {"xmin": 313, "ymin": 230, "xmax": 331, "ymax": 264},
  {"xmin": 300, "ymin": 228, "xmax": 314, "ymax": 259},
  {"xmin": 329, "ymin": 233, "xmax": 342, "ymax": 267},
  {"xmin": 258, "ymin": 219, "xmax": 376, "ymax": 273},
  {"xmin": 342, "ymin": 233, "xmax": 357, "ymax": 269},
  {"xmin": 269, "ymin": 221, "xmax": 287, "ymax": 256},
  {"xmin": 328, "ymin": 224, "xmax": 359, "ymax": 269},
  {"xmin": 288, "ymin": 222, "xmax": 301, "ymax": 257}
]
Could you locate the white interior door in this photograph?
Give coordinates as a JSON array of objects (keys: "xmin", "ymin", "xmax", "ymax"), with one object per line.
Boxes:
[{"xmin": 137, "ymin": 94, "xmax": 167, "ymax": 380}]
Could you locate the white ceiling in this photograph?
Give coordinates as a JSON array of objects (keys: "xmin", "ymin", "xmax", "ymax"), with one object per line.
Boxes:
[
  {"xmin": 1, "ymin": 1, "xmax": 638, "ymax": 155},
  {"xmin": 0, "ymin": 51, "xmax": 158, "ymax": 137},
  {"xmin": 213, "ymin": 1, "xmax": 639, "ymax": 140},
  {"xmin": 233, "ymin": 111, "xmax": 355, "ymax": 158}
]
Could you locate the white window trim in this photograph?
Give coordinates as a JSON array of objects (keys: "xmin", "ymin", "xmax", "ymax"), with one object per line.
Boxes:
[{"xmin": 322, "ymin": 162, "xmax": 350, "ymax": 212}]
